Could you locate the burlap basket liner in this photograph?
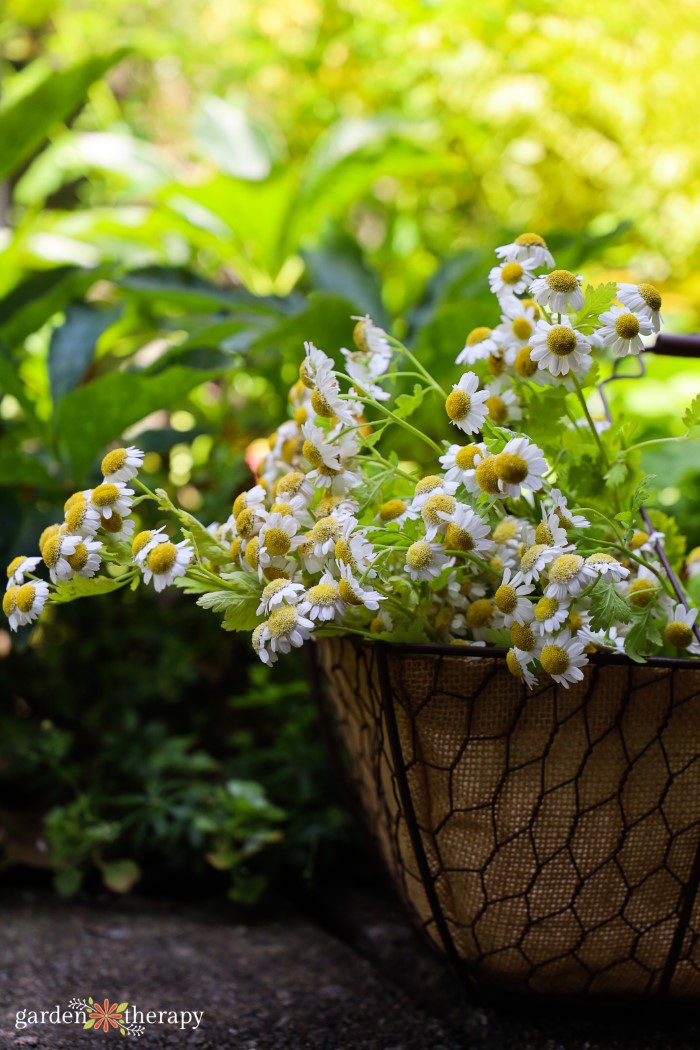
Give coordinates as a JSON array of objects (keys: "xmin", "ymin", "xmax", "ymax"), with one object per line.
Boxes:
[{"xmin": 314, "ymin": 636, "xmax": 700, "ymax": 1000}]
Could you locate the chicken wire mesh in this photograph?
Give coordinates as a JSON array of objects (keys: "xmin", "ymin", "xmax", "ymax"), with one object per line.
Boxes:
[{"xmin": 313, "ymin": 636, "xmax": 700, "ymax": 1001}]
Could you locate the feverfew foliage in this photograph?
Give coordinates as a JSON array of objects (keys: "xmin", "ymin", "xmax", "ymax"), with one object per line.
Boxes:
[{"xmin": 5, "ymin": 236, "xmax": 700, "ymax": 689}]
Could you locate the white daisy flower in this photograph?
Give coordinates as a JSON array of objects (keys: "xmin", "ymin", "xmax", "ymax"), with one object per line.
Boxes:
[
  {"xmin": 439, "ymin": 443, "xmax": 488, "ymax": 488},
  {"xmin": 663, "ymin": 603, "xmax": 698, "ymax": 649},
  {"xmin": 489, "ymin": 260, "xmax": 533, "ymax": 300},
  {"xmin": 63, "ymin": 493, "xmax": 101, "ymax": 538},
  {"xmin": 519, "ymin": 543, "xmax": 564, "ymax": 584},
  {"xmin": 420, "ymin": 490, "xmax": 458, "ymax": 541},
  {"xmin": 495, "ymin": 233, "xmax": 555, "ymax": 270},
  {"xmin": 533, "ymin": 595, "xmax": 571, "ymax": 635},
  {"xmin": 441, "ymin": 503, "xmax": 492, "ymax": 556},
  {"xmin": 465, "ymin": 596, "xmax": 498, "ymax": 639},
  {"xmin": 444, "ymin": 372, "xmax": 490, "ymax": 435},
  {"xmin": 41, "ymin": 532, "xmax": 82, "ymax": 583},
  {"xmin": 509, "ymin": 619, "xmax": 543, "ymax": 655},
  {"xmin": 505, "ymin": 646, "xmax": 539, "ymax": 690},
  {"xmin": 351, "ymin": 315, "xmax": 392, "ymax": 368},
  {"xmin": 308, "ymin": 515, "xmax": 344, "ymax": 559},
  {"xmin": 497, "ymin": 301, "xmax": 539, "ymax": 351},
  {"xmin": 493, "ymin": 436, "xmax": 548, "ymax": 497},
  {"xmin": 262, "ymin": 604, "xmax": 316, "ymax": 655},
  {"xmin": 343, "ymin": 356, "xmax": 390, "ymax": 401},
  {"xmin": 544, "ymin": 553, "xmax": 598, "ymax": 601},
  {"xmin": 101, "ymin": 445, "xmax": 145, "ymax": 483},
  {"xmin": 311, "ymin": 370, "xmax": 358, "ymax": 426},
  {"xmin": 132, "ymin": 527, "xmax": 169, "ymax": 565},
  {"xmin": 616, "ymin": 282, "xmax": 663, "ymax": 333},
  {"xmin": 529, "ymin": 318, "xmax": 592, "ymax": 377},
  {"xmin": 299, "ymin": 340, "xmax": 334, "ymax": 389},
  {"xmin": 63, "ymin": 538, "xmax": 103, "ymax": 579},
  {"xmin": 529, "ymin": 270, "xmax": 584, "ymax": 314},
  {"xmin": 584, "ymin": 553, "xmax": 630, "ymax": 582},
  {"xmin": 3, "ymin": 580, "xmax": 50, "ymax": 631},
  {"xmin": 275, "ymin": 470, "xmax": 315, "ymax": 507},
  {"xmin": 597, "ymin": 305, "xmax": 652, "ymax": 357},
  {"xmin": 546, "ymin": 489, "xmax": 590, "ymax": 530},
  {"xmin": 334, "ymin": 519, "xmax": 378, "ymax": 577},
  {"xmin": 412, "ymin": 475, "xmax": 459, "ymax": 510},
  {"xmin": 494, "ymin": 567, "xmax": 535, "ymax": 627},
  {"xmin": 6, "ymin": 556, "xmax": 41, "ymax": 587},
  {"xmin": 455, "ymin": 327, "xmax": 501, "ymax": 366},
  {"xmin": 539, "ymin": 630, "xmax": 589, "ymax": 688},
  {"xmin": 376, "ymin": 497, "xmax": 413, "ymax": 527},
  {"xmin": 337, "ymin": 563, "xmax": 385, "ymax": 611},
  {"xmin": 534, "ymin": 511, "xmax": 570, "ymax": 549},
  {"xmin": 404, "ymin": 540, "xmax": 453, "ymax": 581},
  {"xmin": 578, "ymin": 624, "xmax": 627, "ymax": 654},
  {"xmin": 232, "ymin": 484, "xmax": 268, "ymax": 519},
  {"xmin": 257, "ymin": 512, "xmax": 301, "ymax": 569},
  {"xmin": 100, "ymin": 511, "xmax": 136, "ymax": 542},
  {"xmin": 252, "ymin": 622, "xmax": 278, "ymax": 666},
  {"xmin": 142, "ymin": 538, "xmax": 193, "ymax": 592},
  {"xmin": 298, "ymin": 572, "xmax": 346, "ymax": 622},
  {"xmin": 89, "ymin": 482, "xmax": 134, "ymax": 521},
  {"xmin": 256, "ymin": 578, "xmax": 306, "ymax": 616},
  {"xmin": 483, "ymin": 380, "xmax": 522, "ymax": 425}
]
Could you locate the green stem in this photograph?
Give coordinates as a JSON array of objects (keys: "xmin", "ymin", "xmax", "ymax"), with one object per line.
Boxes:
[
  {"xmin": 351, "ymin": 394, "xmax": 444, "ymax": 455},
  {"xmin": 624, "ymin": 433, "xmax": 697, "ymax": 455},
  {"xmin": 571, "ymin": 373, "xmax": 611, "ymax": 469},
  {"xmin": 387, "ymin": 337, "xmax": 448, "ymax": 398}
]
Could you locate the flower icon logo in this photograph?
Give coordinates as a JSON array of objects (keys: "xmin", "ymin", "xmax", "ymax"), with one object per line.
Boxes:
[{"xmin": 85, "ymin": 998, "xmax": 128, "ymax": 1033}]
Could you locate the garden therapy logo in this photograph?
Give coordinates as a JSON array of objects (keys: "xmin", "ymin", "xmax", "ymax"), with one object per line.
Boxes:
[{"xmin": 14, "ymin": 997, "xmax": 204, "ymax": 1035}]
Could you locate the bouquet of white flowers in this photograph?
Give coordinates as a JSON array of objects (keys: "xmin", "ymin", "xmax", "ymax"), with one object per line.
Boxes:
[{"xmin": 6, "ymin": 232, "xmax": 700, "ymax": 687}]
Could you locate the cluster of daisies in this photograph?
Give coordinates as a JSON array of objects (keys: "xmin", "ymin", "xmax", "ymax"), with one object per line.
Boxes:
[{"xmin": 5, "ymin": 235, "xmax": 698, "ymax": 688}]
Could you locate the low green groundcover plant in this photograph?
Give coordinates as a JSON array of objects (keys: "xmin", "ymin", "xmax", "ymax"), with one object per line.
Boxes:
[{"xmin": 6, "ymin": 233, "xmax": 700, "ymax": 688}]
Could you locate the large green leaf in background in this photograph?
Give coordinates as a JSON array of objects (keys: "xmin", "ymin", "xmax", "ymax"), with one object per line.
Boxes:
[
  {"xmin": 0, "ymin": 266, "xmax": 110, "ymax": 350},
  {"xmin": 0, "ymin": 50, "xmax": 128, "ymax": 182},
  {"xmin": 49, "ymin": 303, "xmax": 122, "ymax": 404}
]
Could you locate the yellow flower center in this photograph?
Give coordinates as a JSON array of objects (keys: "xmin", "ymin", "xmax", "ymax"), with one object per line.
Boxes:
[
  {"xmin": 370, "ymin": 616, "xmax": 384, "ymax": 633},
  {"xmin": 101, "ymin": 511, "xmax": 124, "ymax": 534},
  {"xmin": 281, "ymin": 437, "xmax": 301, "ymax": 463},
  {"xmin": 271, "ymin": 501, "xmax": 293, "ymax": 515},
  {"xmin": 495, "ymin": 584, "xmax": 517, "ymax": 614},
  {"xmin": 466, "ymin": 598, "xmax": 494, "ymax": 627},
  {"xmin": 629, "ymin": 578, "xmax": 656, "ymax": 607},
  {"xmin": 422, "ymin": 493, "xmax": 456, "ymax": 526},
  {"xmin": 485, "ymin": 395, "xmax": 507, "ymax": 423},
  {"xmin": 520, "ymin": 544, "xmax": 548, "ymax": 574},
  {"xmin": 312, "ymin": 517, "xmax": 339, "ymax": 543},
  {"xmin": 495, "ymin": 453, "xmax": 529, "ymax": 485},
  {"xmin": 511, "ymin": 622, "xmax": 535, "ymax": 650},
  {"xmin": 353, "ymin": 319, "xmax": 369, "ymax": 352},
  {"xmin": 307, "ymin": 582, "xmax": 339, "ymax": 606},
  {"xmin": 379, "ymin": 499, "xmax": 407, "ymax": 522},
  {"xmin": 264, "ymin": 566, "xmax": 289, "ymax": 581},
  {"xmin": 91, "ymin": 483, "xmax": 120, "ymax": 509},
  {"xmin": 486, "ymin": 353, "xmax": 504, "ymax": 377},
  {"xmin": 406, "ymin": 541, "xmax": 433, "ymax": 570},
  {"xmin": 147, "ymin": 543, "xmax": 177, "ymax": 574},
  {"xmin": 302, "ymin": 439, "xmax": 324, "ymax": 468},
  {"xmin": 66, "ymin": 544, "xmax": 89, "ymax": 571},
  {"xmin": 454, "ymin": 445, "xmax": 481, "ymax": 470},
  {"xmin": 252, "ymin": 623, "xmax": 266, "ymax": 652},
  {"xmin": 549, "ymin": 554, "xmax": 584, "ymax": 583},
  {"xmin": 262, "ymin": 578, "xmax": 289, "ymax": 601},
  {"xmin": 245, "ymin": 537, "xmax": 259, "ymax": 569},
  {"xmin": 467, "ymin": 326, "xmax": 491, "ymax": 346},
  {"xmin": 415, "ymin": 475, "xmax": 442, "ymax": 496},
  {"xmin": 546, "ymin": 270, "xmax": 578, "ymax": 293},
  {"xmin": 7, "ymin": 556, "xmax": 25, "ymax": 578},
  {"xmin": 299, "ymin": 360, "xmax": 315, "ymax": 389},
  {"xmin": 3, "ymin": 585, "xmax": 19, "ymax": 616},
  {"xmin": 311, "ymin": 388, "xmax": 334, "ymax": 418},
  {"xmin": 334, "ymin": 539, "xmax": 356, "ymax": 568},
  {"xmin": 586, "ymin": 553, "xmax": 615, "ymax": 567},
  {"xmin": 474, "ymin": 457, "xmax": 500, "ymax": 494},
  {"xmin": 540, "ymin": 645, "xmax": 570, "ymax": 676},
  {"xmin": 444, "ymin": 524, "xmax": 475, "ymax": 552},
  {"xmin": 294, "ymin": 406, "xmax": 308, "ymax": 426},
  {"xmin": 101, "ymin": 448, "xmax": 127, "ymax": 476},
  {"xmin": 445, "ymin": 389, "xmax": 471, "ymax": 422},
  {"xmin": 317, "ymin": 496, "xmax": 341, "ymax": 516},
  {"xmin": 64, "ymin": 492, "xmax": 84, "ymax": 512},
  {"xmin": 230, "ymin": 537, "xmax": 242, "ymax": 559},
  {"xmin": 232, "ymin": 493, "xmax": 247, "ymax": 518},
  {"xmin": 501, "ymin": 262, "xmax": 524, "ymax": 285},
  {"xmin": 16, "ymin": 583, "xmax": 36, "ymax": 613},
  {"xmin": 268, "ymin": 605, "xmax": 299, "ymax": 637},
  {"xmin": 338, "ymin": 579, "xmax": 362, "ymax": 606},
  {"xmin": 515, "ymin": 232, "xmax": 546, "ymax": 248},
  {"xmin": 512, "ymin": 317, "xmax": 533, "ymax": 341},
  {"xmin": 236, "ymin": 508, "xmax": 258, "ymax": 539},
  {"xmin": 288, "ymin": 379, "xmax": 306, "ymax": 404},
  {"xmin": 506, "ymin": 649, "xmax": 524, "ymax": 679},
  {"xmin": 535, "ymin": 597, "xmax": 559, "ymax": 622},
  {"xmin": 546, "ymin": 326, "xmax": 577, "ymax": 356},
  {"xmin": 39, "ymin": 524, "xmax": 60, "ymax": 554},
  {"xmin": 434, "ymin": 606, "xmax": 454, "ymax": 632},
  {"xmin": 277, "ymin": 471, "xmax": 305, "ymax": 498},
  {"xmin": 638, "ymin": 283, "xmax": 662, "ymax": 312},
  {"xmin": 42, "ymin": 536, "xmax": 63, "ymax": 569},
  {"xmin": 132, "ymin": 531, "xmax": 153, "ymax": 556},
  {"xmin": 64, "ymin": 501, "xmax": 89, "ymax": 532},
  {"xmin": 554, "ymin": 507, "xmax": 574, "ymax": 529},
  {"xmin": 664, "ymin": 621, "xmax": 693, "ymax": 648},
  {"xmin": 514, "ymin": 345, "xmax": 538, "ymax": 378},
  {"xmin": 535, "ymin": 521, "xmax": 553, "ymax": 545},
  {"xmin": 569, "ymin": 611, "xmax": 584, "ymax": 633},
  {"xmin": 493, "ymin": 521, "xmax": 518, "ymax": 543},
  {"xmin": 264, "ymin": 527, "xmax": 291, "ymax": 557},
  {"xmin": 615, "ymin": 312, "xmax": 640, "ymax": 340},
  {"xmin": 629, "ymin": 531, "xmax": 648, "ymax": 550}
]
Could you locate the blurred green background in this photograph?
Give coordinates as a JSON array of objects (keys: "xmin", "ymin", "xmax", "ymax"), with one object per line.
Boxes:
[{"xmin": 2, "ymin": 0, "xmax": 700, "ymax": 901}]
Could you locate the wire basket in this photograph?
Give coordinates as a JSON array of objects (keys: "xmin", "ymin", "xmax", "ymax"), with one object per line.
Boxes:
[{"xmin": 313, "ymin": 636, "xmax": 700, "ymax": 1002}]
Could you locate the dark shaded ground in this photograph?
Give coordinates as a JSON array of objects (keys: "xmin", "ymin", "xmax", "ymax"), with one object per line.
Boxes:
[{"xmin": 2, "ymin": 885, "xmax": 700, "ymax": 1049}]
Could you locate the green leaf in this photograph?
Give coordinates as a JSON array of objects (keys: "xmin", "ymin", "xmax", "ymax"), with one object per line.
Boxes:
[
  {"xmin": 573, "ymin": 281, "xmax": 617, "ymax": 333},
  {"xmin": 0, "ymin": 451, "xmax": 54, "ymax": 486},
  {"xmin": 222, "ymin": 597, "xmax": 262, "ymax": 633},
  {"xmin": 0, "ymin": 266, "xmax": 108, "ymax": 349},
  {"xmin": 624, "ymin": 605, "xmax": 664, "ymax": 663},
  {"xmin": 99, "ymin": 859, "xmax": 141, "ymax": 894},
  {"xmin": 50, "ymin": 574, "xmax": 132, "ymax": 604},
  {"xmin": 196, "ymin": 590, "xmax": 242, "ymax": 613},
  {"xmin": 83, "ymin": 1020, "xmax": 96, "ymax": 1031},
  {"xmin": 154, "ymin": 488, "xmax": 231, "ymax": 564},
  {"xmin": 0, "ymin": 51, "xmax": 129, "ymax": 182},
  {"xmin": 54, "ymin": 867, "xmax": 83, "ymax": 897},
  {"xmin": 49, "ymin": 303, "xmax": 121, "ymax": 404},
  {"xmin": 302, "ymin": 235, "xmax": 388, "ymax": 326},
  {"xmin": 393, "ymin": 384, "xmax": 427, "ymax": 421},
  {"xmin": 55, "ymin": 366, "xmax": 223, "ymax": 481},
  {"xmin": 683, "ymin": 393, "xmax": 700, "ymax": 430},
  {"xmin": 631, "ymin": 473, "xmax": 656, "ymax": 512},
  {"xmin": 605, "ymin": 459, "xmax": 628, "ymax": 487},
  {"xmin": 588, "ymin": 581, "xmax": 633, "ymax": 632}
]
